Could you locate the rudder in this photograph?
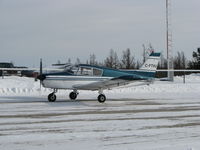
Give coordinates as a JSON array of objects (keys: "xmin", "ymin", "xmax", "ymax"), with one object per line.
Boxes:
[{"xmin": 140, "ymin": 52, "xmax": 161, "ymax": 71}]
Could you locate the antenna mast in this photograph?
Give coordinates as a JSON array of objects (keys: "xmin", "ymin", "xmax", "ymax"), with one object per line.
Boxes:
[{"xmin": 166, "ymin": 0, "xmax": 174, "ymax": 81}]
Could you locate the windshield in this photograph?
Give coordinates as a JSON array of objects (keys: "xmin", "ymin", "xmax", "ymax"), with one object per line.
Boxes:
[{"xmin": 76, "ymin": 66, "xmax": 103, "ymax": 76}]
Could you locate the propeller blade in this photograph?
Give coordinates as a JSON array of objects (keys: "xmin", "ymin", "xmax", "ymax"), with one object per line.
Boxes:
[
  {"xmin": 40, "ymin": 58, "xmax": 42, "ymax": 89},
  {"xmin": 36, "ymin": 58, "xmax": 45, "ymax": 91},
  {"xmin": 40, "ymin": 58, "xmax": 42, "ymax": 75}
]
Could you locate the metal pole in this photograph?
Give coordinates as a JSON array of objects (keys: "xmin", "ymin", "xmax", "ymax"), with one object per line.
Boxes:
[
  {"xmin": 166, "ymin": 0, "xmax": 174, "ymax": 81},
  {"xmin": 166, "ymin": 0, "xmax": 169, "ymax": 62}
]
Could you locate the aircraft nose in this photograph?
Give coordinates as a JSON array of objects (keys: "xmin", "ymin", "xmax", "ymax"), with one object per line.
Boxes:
[{"xmin": 37, "ymin": 74, "xmax": 46, "ymax": 81}]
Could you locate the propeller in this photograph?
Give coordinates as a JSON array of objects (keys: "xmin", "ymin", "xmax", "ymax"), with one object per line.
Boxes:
[
  {"xmin": 37, "ymin": 58, "xmax": 46, "ymax": 89},
  {"xmin": 39, "ymin": 58, "xmax": 42, "ymax": 89},
  {"xmin": 40, "ymin": 58, "xmax": 42, "ymax": 76}
]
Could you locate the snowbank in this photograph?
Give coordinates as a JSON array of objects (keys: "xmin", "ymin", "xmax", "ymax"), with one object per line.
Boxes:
[{"xmin": 0, "ymin": 74, "xmax": 200, "ymax": 99}]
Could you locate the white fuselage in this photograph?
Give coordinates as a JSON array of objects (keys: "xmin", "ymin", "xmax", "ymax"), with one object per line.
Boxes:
[{"xmin": 42, "ymin": 75, "xmax": 112, "ymax": 89}]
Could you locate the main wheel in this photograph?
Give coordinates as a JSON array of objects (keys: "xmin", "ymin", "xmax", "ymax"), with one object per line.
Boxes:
[
  {"xmin": 69, "ymin": 92, "xmax": 77, "ymax": 100},
  {"xmin": 48, "ymin": 93, "xmax": 56, "ymax": 102},
  {"xmin": 98, "ymin": 94, "xmax": 106, "ymax": 103}
]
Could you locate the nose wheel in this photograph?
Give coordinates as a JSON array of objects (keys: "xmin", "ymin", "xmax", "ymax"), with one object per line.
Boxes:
[
  {"xmin": 48, "ymin": 89, "xmax": 57, "ymax": 102},
  {"xmin": 98, "ymin": 89, "xmax": 106, "ymax": 103}
]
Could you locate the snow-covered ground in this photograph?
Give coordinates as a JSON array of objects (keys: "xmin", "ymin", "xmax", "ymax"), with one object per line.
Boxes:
[
  {"xmin": 0, "ymin": 75, "xmax": 200, "ymax": 150},
  {"xmin": 1, "ymin": 74, "xmax": 200, "ymax": 99}
]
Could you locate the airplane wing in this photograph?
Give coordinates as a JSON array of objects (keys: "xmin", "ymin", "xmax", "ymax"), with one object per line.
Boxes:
[{"xmin": 73, "ymin": 75, "xmax": 151, "ymax": 90}]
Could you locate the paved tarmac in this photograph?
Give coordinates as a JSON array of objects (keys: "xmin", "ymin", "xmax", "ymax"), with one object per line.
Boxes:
[{"xmin": 0, "ymin": 96, "xmax": 200, "ymax": 150}]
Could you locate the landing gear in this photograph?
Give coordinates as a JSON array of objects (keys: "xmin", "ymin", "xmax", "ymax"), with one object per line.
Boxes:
[
  {"xmin": 48, "ymin": 93, "xmax": 56, "ymax": 102},
  {"xmin": 69, "ymin": 90, "xmax": 78, "ymax": 100},
  {"xmin": 97, "ymin": 89, "xmax": 106, "ymax": 103},
  {"xmin": 48, "ymin": 89, "xmax": 57, "ymax": 102},
  {"xmin": 47, "ymin": 89, "xmax": 107, "ymax": 103},
  {"xmin": 98, "ymin": 94, "xmax": 106, "ymax": 103}
]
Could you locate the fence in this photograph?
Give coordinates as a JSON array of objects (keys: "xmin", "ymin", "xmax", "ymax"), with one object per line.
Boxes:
[{"xmin": 1, "ymin": 68, "xmax": 200, "ymax": 83}]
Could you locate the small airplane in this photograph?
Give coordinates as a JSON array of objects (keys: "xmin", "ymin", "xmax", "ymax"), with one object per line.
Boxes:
[{"xmin": 37, "ymin": 52, "xmax": 161, "ymax": 103}]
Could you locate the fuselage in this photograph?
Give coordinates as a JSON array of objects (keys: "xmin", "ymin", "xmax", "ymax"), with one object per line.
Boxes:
[
  {"xmin": 41, "ymin": 64, "xmax": 153, "ymax": 90},
  {"xmin": 42, "ymin": 75, "xmax": 112, "ymax": 89}
]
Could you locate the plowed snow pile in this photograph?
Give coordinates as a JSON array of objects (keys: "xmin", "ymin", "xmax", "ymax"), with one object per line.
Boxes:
[{"xmin": 0, "ymin": 74, "xmax": 200, "ymax": 99}]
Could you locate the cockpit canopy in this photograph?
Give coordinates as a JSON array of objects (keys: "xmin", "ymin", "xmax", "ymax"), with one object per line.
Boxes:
[{"xmin": 76, "ymin": 65, "xmax": 103, "ymax": 76}]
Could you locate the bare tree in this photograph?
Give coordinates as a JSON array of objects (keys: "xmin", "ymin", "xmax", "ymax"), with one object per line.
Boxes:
[
  {"xmin": 136, "ymin": 60, "xmax": 141, "ymax": 69},
  {"xmin": 142, "ymin": 43, "xmax": 155, "ymax": 64},
  {"xmin": 158, "ymin": 53, "xmax": 167, "ymax": 69},
  {"xmin": 142, "ymin": 44, "xmax": 147, "ymax": 63},
  {"xmin": 181, "ymin": 51, "xmax": 187, "ymax": 69},
  {"xmin": 67, "ymin": 58, "xmax": 71, "ymax": 64},
  {"xmin": 148, "ymin": 43, "xmax": 154, "ymax": 53},
  {"xmin": 121, "ymin": 48, "xmax": 135, "ymax": 69},
  {"xmin": 174, "ymin": 52, "xmax": 181, "ymax": 69},
  {"xmin": 89, "ymin": 54, "xmax": 97, "ymax": 65},
  {"xmin": 57, "ymin": 60, "xmax": 61, "ymax": 64},
  {"xmin": 75, "ymin": 58, "xmax": 81, "ymax": 65},
  {"xmin": 104, "ymin": 49, "xmax": 119, "ymax": 69},
  {"xmin": 174, "ymin": 51, "xmax": 187, "ymax": 69}
]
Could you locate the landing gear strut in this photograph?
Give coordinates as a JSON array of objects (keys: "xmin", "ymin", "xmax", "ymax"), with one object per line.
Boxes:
[
  {"xmin": 69, "ymin": 90, "xmax": 78, "ymax": 100},
  {"xmin": 97, "ymin": 89, "xmax": 106, "ymax": 103},
  {"xmin": 48, "ymin": 89, "xmax": 57, "ymax": 102}
]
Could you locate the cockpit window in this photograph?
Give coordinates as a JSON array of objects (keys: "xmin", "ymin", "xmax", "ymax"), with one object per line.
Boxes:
[
  {"xmin": 76, "ymin": 66, "xmax": 103, "ymax": 76},
  {"xmin": 93, "ymin": 68, "xmax": 102, "ymax": 76},
  {"xmin": 76, "ymin": 67, "xmax": 92, "ymax": 76}
]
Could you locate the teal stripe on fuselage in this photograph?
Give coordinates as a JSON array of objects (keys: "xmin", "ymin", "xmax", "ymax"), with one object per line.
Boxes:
[
  {"xmin": 103, "ymin": 69, "xmax": 131, "ymax": 77},
  {"xmin": 102, "ymin": 69, "xmax": 155, "ymax": 79},
  {"xmin": 122, "ymin": 71, "xmax": 155, "ymax": 78}
]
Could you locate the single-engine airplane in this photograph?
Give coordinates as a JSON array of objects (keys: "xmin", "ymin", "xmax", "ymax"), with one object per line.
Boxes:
[{"xmin": 37, "ymin": 52, "xmax": 161, "ymax": 103}]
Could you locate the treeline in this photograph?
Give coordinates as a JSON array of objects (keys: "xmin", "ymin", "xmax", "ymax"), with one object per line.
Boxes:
[
  {"xmin": 64, "ymin": 46, "xmax": 200, "ymax": 77},
  {"xmin": 88, "ymin": 49, "xmax": 139, "ymax": 69},
  {"xmin": 66, "ymin": 48, "xmax": 139, "ymax": 69},
  {"xmin": 157, "ymin": 48, "xmax": 200, "ymax": 77}
]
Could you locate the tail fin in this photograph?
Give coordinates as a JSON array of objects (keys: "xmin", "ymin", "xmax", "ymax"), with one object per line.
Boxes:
[
  {"xmin": 140, "ymin": 52, "xmax": 161, "ymax": 71},
  {"xmin": 121, "ymin": 52, "xmax": 161, "ymax": 78}
]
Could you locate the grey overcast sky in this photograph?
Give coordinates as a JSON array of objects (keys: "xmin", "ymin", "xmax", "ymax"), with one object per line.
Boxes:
[{"xmin": 0, "ymin": 0, "xmax": 200, "ymax": 67}]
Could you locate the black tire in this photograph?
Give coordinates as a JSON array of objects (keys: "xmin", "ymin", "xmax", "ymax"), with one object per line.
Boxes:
[
  {"xmin": 69, "ymin": 92, "xmax": 77, "ymax": 100},
  {"xmin": 98, "ymin": 94, "xmax": 106, "ymax": 103},
  {"xmin": 48, "ymin": 93, "xmax": 56, "ymax": 102}
]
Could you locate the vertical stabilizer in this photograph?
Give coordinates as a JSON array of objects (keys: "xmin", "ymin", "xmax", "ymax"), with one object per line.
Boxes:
[{"xmin": 140, "ymin": 52, "xmax": 161, "ymax": 71}]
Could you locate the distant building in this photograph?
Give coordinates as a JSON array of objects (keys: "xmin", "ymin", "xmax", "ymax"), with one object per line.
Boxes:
[{"xmin": 0, "ymin": 62, "xmax": 16, "ymax": 76}]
